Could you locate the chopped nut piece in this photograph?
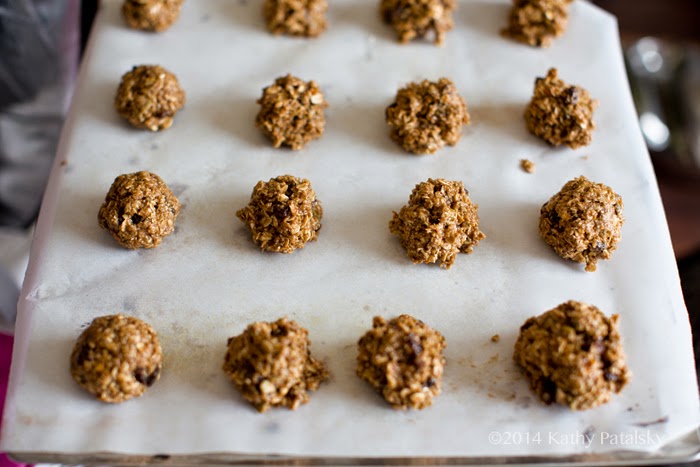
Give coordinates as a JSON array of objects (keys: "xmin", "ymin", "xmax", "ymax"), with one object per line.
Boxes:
[
  {"xmin": 237, "ymin": 175, "xmax": 322, "ymax": 253},
  {"xmin": 263, "ymin": 0, "xmax": 327, "ymax": 37},
  {"xmin": 513, "ymin": 300, "xmax": 630, "ymax": 410},
  {"xmin": 386, "ymin": 78, "xmax": 469, "ymax": 155},
  {"xmin": 380, "ymin": 0, "xmax": 456, "ymax": 46},
  {"xmin": 520, "ymin": 159, "xmax": 536, "ymax": 173},
  {"xmin": 70, "ymin": 314, "xmax": 163, "ymax": 403},
  {"xmin": 524, "ymin": 68, "xmax": 598, "ymax": 149},
  {"xmin": 114, "ymin": 65, "xmax": 186, "ymax": 131},
  {"xmin": 501, "ymin": 0, "xmax": 573, "ymax": 47},
  {"xmin": 122, "ymin": 0, "xmax": 184, "ymax": 32},
  {"xmin": 98, "ymin": 171, "xmax": 181, "ymax": 249},
  {"xmin": 539, "ymin": 176, "xmax": 623, "ymax": 272},
  {"xmin": 222, "ymin": 317, "xmax": 329, "ymax": 412},
  {"xmin": 389, "ymin": 178, "xmax": 485, "ymax": 268},
  {"xmin": 256, "ymin": 74, "xmax": 328, "ymax": 150},
  {"xmin": 491, "ymin": 334, "xmax": 501, "ymax": 343},
  {"xmin": 357, "ymin": 314, "xmax": 446, "ymax": 410}
]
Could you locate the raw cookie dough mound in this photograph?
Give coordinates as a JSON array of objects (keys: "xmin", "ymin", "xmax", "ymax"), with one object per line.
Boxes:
[
  {"xmin": 122, "ymin": 0, "xmax": 184, "ymax": 32},
  {"xmin": 70, "ymin": 314, "xmax": 163, "ymax": 403},
  {"xmin": 222, "ymin": 317, "xmax": 329, "ymax": 412},
  {"xmin": 539, "ymin": 176, "xmax": 623, "ymax": 272},
  {"xmin": 501, "ymin": 0, "xmax": 573, "ymax": 47},
  {"xmin": 389, "ymin": 178, "xmax": 485, "ymax": 268},
  {"xmin": 357, "ymin": 314, "xmax": 446, "ymax": 410},
  {"xmin": 256, "ymin": 74, "xmax": 328, "ymax": 150},
  {"xmin": 380, "ymin": 0, "xmax": 456, "ymax": 46},
  {"xmin": 386, "ymin": 78, "xmax": 469, "ymax": 155},
  {"xmin": 524, "ymin": 68, "xmax": 597, "ymax": 149},
  {"xmin": 236, "ymin": 175, "xmax": 322, "ymax": 253},
  {"xmin": 114, "ymin": 65, "xmax": 185, "ymax": 131},
  {"xmin": 263, "ymin": 0, "xmax": 327, "ymax": 37},
  {"xmin": 98, "ymin": 171, "xmax": 181, "ymax": 249},
  {"xmin": 513, "ymin": 300, "xmax": 630, "ymax": 410}
]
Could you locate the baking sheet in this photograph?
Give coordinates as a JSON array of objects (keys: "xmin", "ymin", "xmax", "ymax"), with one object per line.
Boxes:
[{"xmin": 2, "ymin": 0, "xmax": 699, "ymax": 460}]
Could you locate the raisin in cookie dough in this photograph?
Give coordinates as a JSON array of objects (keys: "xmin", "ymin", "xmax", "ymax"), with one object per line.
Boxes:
[
  {"xmin": 98, "ymin": 171, "xmax": 181, "ymax": 249},
  {"xmin": 539, "ymin": 176, "xmax": 623, "ymax": 272},
  {"xmin": 122, "ymin": 0, "xmax": 184, "ymax": 32},
  {"xmin": 380, "ymin": 0, "xmax": 456, "ymax": 46},
  {"xmin": 513, "ymin": 300, "xmax": 630, "ymax": 410},
  {"xmin": 357, "ymin": 314, "xmax": 446, "ymax": 410},
  {"xmin": 525, "ymin": 68, "xmax": 597, "ymax": 149},
  {"xmin": 222, "ymin": 317, "xmax": 329, "ymax": 412},
  {"xmin": 389, "ymin": 178, "xmax": 484, "ymax": 268},
  {"xmin": 237, "ymin": 175, "xmax": 322, "ymax": 253},
  {"xmin": 386, "ymin": 78, "xmax": 469, "ymax": 155},
  {"xmin": 114, "ymin": 65, "xmax": 185, "ymax": 131},
  {"xmin": 502, "ymin": 0, "xmax": 573, "ymax": 47},
  {"xmin": 70, "ymin": 314, "xmax": 163, "ymax": 403},
  {"xmin": 263, "ymin": 0, "xmax": 327, "ymax": 37},
  {"xmin": 256, "ymin": 74, "xmax": 328, "ymax": 150}
]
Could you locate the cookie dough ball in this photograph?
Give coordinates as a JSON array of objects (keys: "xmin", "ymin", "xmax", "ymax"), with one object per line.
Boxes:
[
  {"xmin": 539, "ymin": 176, "xmax": 623, "ymax": 272},
  {"xmin": 98, "ymin": 171, "xmax": 181, "ymax": 249},
  {"xmin": 256, "ymin": 74, "xmax": 328, "ymax": 150},
  {"xmin": 524, "ymin": 68, "xmax": 597, "ymax": 149},
  {"xmin": 513, "ymin": 300, "xmax": 630, "ymax": 410},
  {"xmin": 236, "ymin": 175, "xmax": 322, "ymax": 253},
  {"xmin": 114, "ymin": 65, "xmax": 186, "ymax": 131},
  {"xmin": 122, "ymin": 0, "xmax": 184, "ymax": 32},
  {"xmin": 357, "ymin": 314, "xmax": 446, "ymax": 410},
  {"xmin": 501, "ymin": 0, "xmax": 572, "ymax": 47},
  {"xmin": 386, "ymin": 78, "xmax": 469, "ymax": 155},
  {"xmin": 263, "ymin": 0, "xmax": 327, "ymax": 37},
  {"xmin": 380, "ymin": 0, "xmax": 456, "ymax": 46},
  {"xmin": 222, "ymin": 317, "xmax": 329, "ymax": 412},
  {"xmin": 70, "ymin": 314, "xmax": 163, "ymax": 403},
  {"xmin": 389, "ymin": 178, "xmax": 485, "ymax": 268}
]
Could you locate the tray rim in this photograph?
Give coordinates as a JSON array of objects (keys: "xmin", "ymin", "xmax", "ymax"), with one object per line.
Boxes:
[{"xmin": 8, "ymin": 428, "xmax": 700, "ymax": 466}]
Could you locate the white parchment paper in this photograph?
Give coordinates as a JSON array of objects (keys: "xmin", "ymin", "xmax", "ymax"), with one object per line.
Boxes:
[{"xmin": 2, "ymin": 0, "xmax": 699, "ymax": 458}]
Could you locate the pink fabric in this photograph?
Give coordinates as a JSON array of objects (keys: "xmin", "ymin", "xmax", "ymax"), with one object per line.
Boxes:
[{"xmin": 0, "ymin": 333, "xmax": 27, "ymax": 467}]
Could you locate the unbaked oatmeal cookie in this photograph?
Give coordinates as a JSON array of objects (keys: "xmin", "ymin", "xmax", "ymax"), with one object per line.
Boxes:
[
  {"xmin": 524, "ymin": 68, "xmax": 597, "ymax": 149},
  {"xmin": 236, "ymin": 175, "xmax": 322, "ymax": 253},
  {"xmin": 389, "ymin": 178, "xmax": 485, "ymax": 268},
  {"xmin": 357, "ymin": 314, "xmax": 446, "ymax": 410},
  {"xmin": 223, "ymin": 317, "xmax": 329, "ymax": 412},
  {"xmin": 380, "ymin": 0, "xmax": 456, "ymax": 46},
  {"xmin": 114, "ymin": 65, "xmax": 186, "ymax": 131},
  {"xmin": 501, "ymin": 0, "xmax": 573, "ymax": 47},
  {"xmin": 256, "ymin": 74, "xmax": 328, "ymax": 150},
  {"xmin": 70, "ymin": 314, "xmax": 163, "ymax": 403},
  {"xmin": 98, "ymin": 171, "xmax": 181, "ymax": 249},
  {"xmin": 122, "ymin": 0, "xmax": 184, "ymax": 32},
  {"xmin": 539, "ymin": 176, "xmax": 623, "ymax": 272},
  {"xmin": 263, "ymin": 0, "xmax": 327, "ymax": 37},
  {"xmin": 386, "ymin": 78, "xmax": 469, "ymax": 155},
  {"xmin": 513, "ymin": 300, "xmax": 630, "ymax": 410}
]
